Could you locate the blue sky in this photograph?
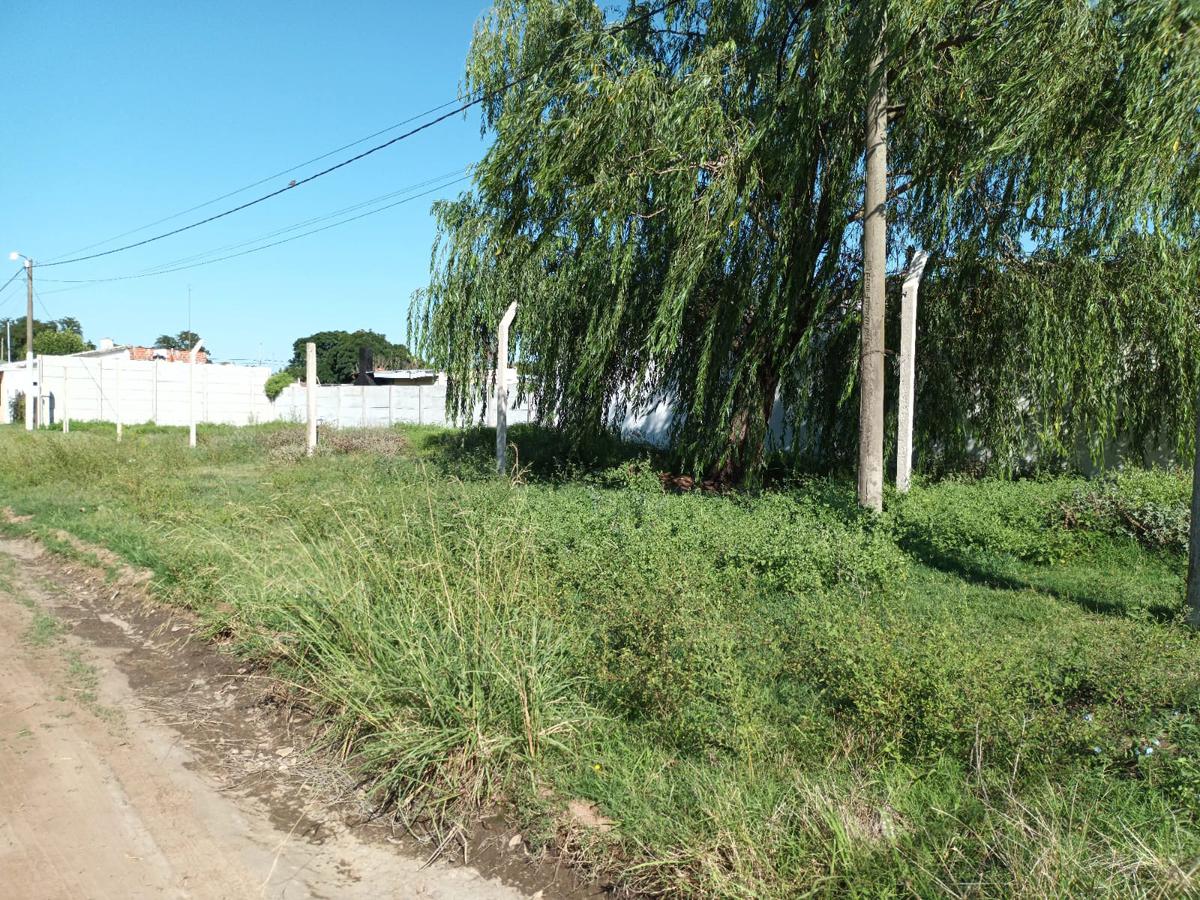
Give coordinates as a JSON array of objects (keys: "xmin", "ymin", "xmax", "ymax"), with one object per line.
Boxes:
[{"xmin": 1, "ymin": 0, "xmax": 494, "ymax": 366}]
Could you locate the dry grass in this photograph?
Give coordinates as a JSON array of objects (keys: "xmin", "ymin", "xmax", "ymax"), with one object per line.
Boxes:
[{"xmin": 258, "ymin": 426, "xmax": 410, "ymax": 461}]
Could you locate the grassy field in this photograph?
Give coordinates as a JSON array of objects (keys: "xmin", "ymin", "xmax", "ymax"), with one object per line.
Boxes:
[{"xmin": 0, "ymin": 422, "xmax": 1197, "ymax": 897}]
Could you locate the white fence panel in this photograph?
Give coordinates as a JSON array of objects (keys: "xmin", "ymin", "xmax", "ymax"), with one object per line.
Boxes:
[{"xmin": 1, "ymin": 355, "xmax": 275, "ymax": 427}]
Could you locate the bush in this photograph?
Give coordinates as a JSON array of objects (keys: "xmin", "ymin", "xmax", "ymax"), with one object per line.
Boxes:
[
  {"xmin": 892, "ymin": 477, "xmax": 1079, "ymax": 564},
  {"xmin": 1057, "ymin": 469, "xmax": 1190, "ymax": 553},
  {"xmin": 33, "ymin": 330, "xmax": 89, "ymax": 355},
  {"xmin": 263, "ymin": 371, "xmax": 295, "ymax": 401},
  {"xmin": 7, "ymin": 391, "xmax": 25, "ymax": 424}
]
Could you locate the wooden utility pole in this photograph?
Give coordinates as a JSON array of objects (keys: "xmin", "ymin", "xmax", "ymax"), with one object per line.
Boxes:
[
  {"xmin": 1187, "ymin": 388, "xmax": 1200, "ymax": 628},
  {"xmin": 495, "ymin": 302, "xmax": 517, "ymax": 475},
  {"xmin": 306, "ymin": 342, "xmax": 317, "ymax": 456},
  {"xmin": 858, "ymin": 37, "xmax": 888, "ymax": 512},
  {"xmin": 896, "ymin": 250, "xmax": 930, "ymax": 492}
]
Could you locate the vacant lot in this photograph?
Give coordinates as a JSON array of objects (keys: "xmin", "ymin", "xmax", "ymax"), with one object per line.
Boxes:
[{"xmin": 0, "ymin": 422, "xmax": 1197, "ymax": 898}]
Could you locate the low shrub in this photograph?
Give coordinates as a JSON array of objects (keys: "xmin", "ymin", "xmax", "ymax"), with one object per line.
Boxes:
[
  {"xmin": 8, "ymin": 391, "xmax": 25, "ymax": 424},
  {"xmin": 1057, "ymin": 469, "xmax": 1190, "ymax": 552},
  {"xmin": 263, "ymin": 371, "xmax": 295, "ymax": 401}
]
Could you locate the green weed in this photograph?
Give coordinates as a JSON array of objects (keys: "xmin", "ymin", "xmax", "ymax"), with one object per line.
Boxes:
[{"xmin": 0, "ymin": 425, "xmax": 1195, "ymax": 897}]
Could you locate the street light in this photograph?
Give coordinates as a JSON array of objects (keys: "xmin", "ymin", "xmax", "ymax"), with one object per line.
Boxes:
[{"xmin": 9, "ymin": 251, "xmax": 34, "ymax": 429}]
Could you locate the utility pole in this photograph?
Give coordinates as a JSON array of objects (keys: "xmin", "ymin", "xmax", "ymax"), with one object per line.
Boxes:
[
  {"xmin": 23, "ymin": 256, "xmax": 35, "ymax": 434},
  {"xmin": 857, "ymin": 32, "xmax": 888, "ymax": 512},
  {"xmin": 1187, "ymin": 388, "xmax": 1200, "ymax": 628},
  {"xmin": 306, "ymin": 342, "xmax": 317, "ymax": 456}
]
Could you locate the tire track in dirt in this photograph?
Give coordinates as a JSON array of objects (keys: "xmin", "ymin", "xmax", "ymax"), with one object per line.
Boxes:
[{"xmin": 0, "ymin": 536, "xmax": 584, "ymax": 899}]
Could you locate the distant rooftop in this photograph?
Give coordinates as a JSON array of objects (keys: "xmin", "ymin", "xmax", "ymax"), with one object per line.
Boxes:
[{"xmin": 70, "ymin": 343, "xmax": 209, "ymax": 363}]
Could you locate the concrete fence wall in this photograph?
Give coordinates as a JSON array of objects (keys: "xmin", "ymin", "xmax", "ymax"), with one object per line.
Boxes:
[
  {"xmin": 0, "ymin": 355, "xmax": 274, "ymax": 427},
  {"xmin": 0, "ymin": 356, "xmax": 533, "ymax": 431},
  {"xmin": 272, "ymin": 373, "xmax": 532, "ymax": 429}
]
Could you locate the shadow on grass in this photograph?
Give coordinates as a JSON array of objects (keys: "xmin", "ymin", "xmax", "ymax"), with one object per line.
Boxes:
[
  {"xmin": 420, "ymin": 423, "xmax": 669, "ymax": 485},
  {"xmin": 898, "ymin": 535, "xmax": 1183, "ymax": 623}
]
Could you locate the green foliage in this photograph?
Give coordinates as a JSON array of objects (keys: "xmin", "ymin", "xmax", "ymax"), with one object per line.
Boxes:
[
  {"xmin": 8, "ymin": 392, "xmax": 24, "ymax": 423},
  {"xmin": 0, "ymin": 426, "xmax": 1196, "ymax": 896},
  {"xmin": 32, "ymin": 329, "xmax": 89, "ymax": 356},
  {"xmin": 413, "ymin": 0, "xmax": 1200, "ymax": 483},
  {"xmin": 154, "ymin": 330, "xmax": 202, "ymax": 351},
  {"xmin": 287, "ymin": 330, "xmax": 419, "ymax": 384},
  {"xmin": 1, "ymin": 315, "xmax": 91, "ymax": 359},
  {"xmin": 915, "ymin": 241, "xmax": 1199, "ymax": 475},
  {"xmin": 263, "ymin": 371, "xmax": 295, "ymax": 401},
  {"xmin": 1059, "ymin": 470, "xmax": 1191, "ymax": 554}
]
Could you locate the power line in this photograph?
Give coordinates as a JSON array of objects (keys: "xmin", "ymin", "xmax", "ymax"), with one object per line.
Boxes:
[
  {"xmin": 44, "ymin": 99, "xmax": 467, "ymax": 263},
  {"xmin": 131, "ymin": 167, "xmax": 469, "ymax": 275},
  {"xmin": 39, "ymin": 0, "xmax": 685, "ymax": 269},
  {"xmin": 39, "ymin": 176, "xmax": 471, "ymax": 290},
  {"xmin": 32, "ymin": 284, "xmax": 52, "ymax": 320},
  {"xmin": 40, "ymin": 107, "xmax": 484, "ymax": 267},
  {"xmin": 0, "ymin": 268, "xmax": 23, "ymax": 297}
]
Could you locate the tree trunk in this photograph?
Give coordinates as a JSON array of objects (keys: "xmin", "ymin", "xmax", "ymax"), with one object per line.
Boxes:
[
  {"xmin": 707, "ymin": 370, "xmax": 781, "ymax": 487},
  {"xmin": 858, "ymin": 37, "xmax": 888, "ymax": 513},
  {"xmin": 1187, "ymin": 381, "xmax": 1200, "ymax": 628}
]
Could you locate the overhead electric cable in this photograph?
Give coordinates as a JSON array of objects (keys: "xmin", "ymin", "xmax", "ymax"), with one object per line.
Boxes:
[
  {"xmin": 44, "ymin": 98, "xmax": 467, "ymax": 262},
  {"xmin": 132, "ymin": 167, "xmax": 469, "ymax": 275},
  {"xmin": 39, "ymin": 177, "xmax": 471, "ymax": 289},
  {"xmin": 40, "ymin": 0, "xmax": 684, "ymax": 269},
  {"xmin": 0, "ymin": 268, "xmax": 24, "ymax": 296}
]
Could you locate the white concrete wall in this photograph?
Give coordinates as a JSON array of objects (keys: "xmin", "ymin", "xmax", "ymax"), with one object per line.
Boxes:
[
  {"xmin": 0, "ymin": 356, "xmax": 274, "ymax": 427},
  {"xmin": 273, "ymin": 375, "xmax": 533, "ymax": 429}
]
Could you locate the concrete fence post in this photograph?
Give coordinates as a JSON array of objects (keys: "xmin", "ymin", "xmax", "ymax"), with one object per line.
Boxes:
[
  {"xmin": 115, "ymin": 356, "xmax": 123, "ymax": 442},
  {"xmin": 189, "ymin": 339, "xmax": 205, "ymax": 448},
  {"xmin": 305, "ymin": 342, "xmax": 317, "ymax": 456},
  {"xmin": 37, "ymin": 354, "xmax": 46, "ymax": 429},
  {"xmin": 495, "ymin": 301, "xmax": 518, "ymax": 475},
  {"xmin": 896, "ymin": 250, "xmax": 930, "ymax": 493},
  {"xmin": 62, "ymin": 361, "xmax": 70, "ymax": 434},
  {"xmin": 24, "ymin": 353, "xmax": 34, "ymax": 430}
]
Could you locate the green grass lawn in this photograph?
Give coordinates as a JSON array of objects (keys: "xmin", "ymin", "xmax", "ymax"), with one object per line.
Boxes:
[{"xmin": 0, "ymin": 421, "xmax": 1197, "ymax": 897}]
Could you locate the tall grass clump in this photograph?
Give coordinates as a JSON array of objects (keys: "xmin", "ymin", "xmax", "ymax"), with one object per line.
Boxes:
[{"xmin": 179, "ymin": 472, "xmax": 598, "ymax": 823}]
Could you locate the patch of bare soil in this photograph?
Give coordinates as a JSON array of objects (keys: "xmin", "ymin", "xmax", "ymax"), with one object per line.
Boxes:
[{"xmin": 0, "ymin": 535, "xmax": 601, "ymax": 899}]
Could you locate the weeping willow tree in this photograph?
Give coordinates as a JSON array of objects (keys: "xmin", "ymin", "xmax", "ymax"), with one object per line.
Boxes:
[
  {"xmin": 793, "ymin": 239, "xmax": 1199, "ymax": 474},
  {"xmin": 411, "ymin": 0, "xmax": 1199, "ymax": 484}
]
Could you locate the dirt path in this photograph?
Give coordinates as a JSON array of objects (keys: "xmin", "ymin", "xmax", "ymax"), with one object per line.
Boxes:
[{"xmin": 0, "ymin": 537, "xmax": 563, "ymax": 899}]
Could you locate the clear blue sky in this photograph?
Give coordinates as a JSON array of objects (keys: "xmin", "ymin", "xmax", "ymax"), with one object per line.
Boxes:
[{"xmin": 1, "ymin": 0, "xmax": 493, "ymax": 366}]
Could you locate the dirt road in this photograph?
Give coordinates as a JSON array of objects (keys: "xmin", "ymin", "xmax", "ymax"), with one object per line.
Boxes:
[{"xmin": 0, "ymin": 537, "xmax": 545, "ymax": 899}]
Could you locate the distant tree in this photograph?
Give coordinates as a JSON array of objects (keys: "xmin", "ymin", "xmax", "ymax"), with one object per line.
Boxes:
[
  {"xmin": 1, "ymin": 315, "xmax": 93, "ymax": 358},
  {"xmin": 288, "ymin": 330, "xmax": 419, "ymax": 383},
  {"xmin": 33, "ymin": 330, "xmax": 89, "ymax": 356},
  {"xmin": 154, "ymin": 330, "xmax": 203, "ymax": 351}
]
